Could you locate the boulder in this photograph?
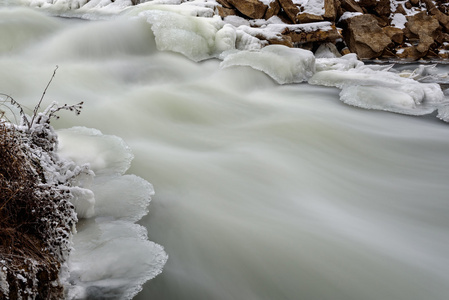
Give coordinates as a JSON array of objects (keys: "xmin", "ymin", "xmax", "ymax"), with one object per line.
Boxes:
[
  {"xmin": 373, "ymin": 0, "xmax": 391, "ymax": 17},
  {"xmin": 423, "ymin": 0, "xmax": 449, "ymax": 32},
  {"xmin": 264, "ymin": 0, "xmax": 281, "ymax": 19},
  {"xmin": 323, "ymin": 0, "xmax": 337, "ymax": 21},
  {"xmin": 343, "ymin": 14, "xmax": 392, "ymax": 59},
  {"xmin": 278, "ymin": 0, "xmax": 301, "ymax": 23},
  {"xmin": 340, "ymin": 0, "xmax": 364, "ymax": 13},
  {"xmin": 406, "ymin": 12, "xmax": 440, "ymax": 53},
  {"xmin": 226, "ymin": 0, "xmax": 268, "ymax": 19},
  {"xmin": 216, "ymin": 5, "xmax": 237, "ymax": 18},
  {"xmin": 282, "ymin": 24, "xmax": 342, "ymax": 45},
  {"xmin": 296, "ymin": 13, "xmax": 325, "ymax": 23},
  {"xmin": 396, "ymin": 46, "xmax": 426, "ymax": 60},
  {"xmin": 383, "ymin": 26, "xmax": 404, "ymax": 44}
]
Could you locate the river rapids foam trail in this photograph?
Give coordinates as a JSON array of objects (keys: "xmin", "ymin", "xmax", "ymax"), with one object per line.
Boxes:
[{"xmin": 1, "ymin": 3, "xmax": 449, "ymax": 300}]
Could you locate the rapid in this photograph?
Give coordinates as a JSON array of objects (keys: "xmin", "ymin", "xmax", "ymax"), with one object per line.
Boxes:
[{"xmin": 1, "ymin": 2, "xmax": 449, "ymax": 299}]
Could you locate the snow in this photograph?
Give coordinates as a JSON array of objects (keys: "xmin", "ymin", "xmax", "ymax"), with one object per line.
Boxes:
[
  {"xmin": 391, "ymin": 13, "xmax": 407, "ymax": 29},
  {"xmin": 339, "ymin": 11, "xmax": 363, "ymax": 22},
  {"xmin": 0, "ymin": 268, "xmax": 9, "ymax": 296},
  {"xmin": 292, "ymin": 0, "xmax": 325, "ymax": 16}
]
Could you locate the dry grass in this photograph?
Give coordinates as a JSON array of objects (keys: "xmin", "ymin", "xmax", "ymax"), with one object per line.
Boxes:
[{"xmin": 0, "ymin": 121, "xmax": 66, "ymax": 299}]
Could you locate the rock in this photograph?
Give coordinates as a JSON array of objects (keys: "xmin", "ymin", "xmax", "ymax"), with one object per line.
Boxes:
[
  {"xmin": 278, "ymin": 0, "xmax": 300, "ymax": 23},
  {"xmin": 216, "ymin": 0, "xmax": 232, "ymax": 9},
  {"xmin": 357, "ymin": 0, "xmax": 377, "ymax": 8},
  {"xmin": 323, "ymin": 0, "xmax": 337, "ymax": 21},
  {"xmin": 217, "ymin": 5, "xmax": 237, "ymax": 18},
  {"xmin": 396, "ymin": 45, "xmax": 426, "ymax": 60},
  {"xmin": 226, "ymin": 0, "xmax": 268, "ymax": 19},
  {"xmin": 315, "ymin": 42, "xmax": 342, "ymax": 58},
  {"xmin": 410, "ymin": 0, "xmax": 419, "ymax": 6},
  {"xmin": 406, "ymin": 12, "xmax": 440, "ymax": 53},
  {"xmin": 264, "ymin": 0, "xmax": 281, "ymax": 19},
  {"xmin": 423, "ymin": 0, "xmax": 449, "ymax": 32},
  {"xmin": 343, "ymin": 14, "xmax": 392, "ymax": 59},
  {"xmin": 282, "ymin": 24, "xmax": 342, "ymax": 45},
  {"xmin": 383, "ymin": 26, "xmax": 404, "ymax": 44},
  {"xmin": 373, "ymin": 0, "xmax": 391, "ymax": 17},
  {"xmin": 296, "ymin": 13, "xmax": 325, "ymax": 23},
  {"xmin": 340, "ymin": 0, "xmax": 364, "ymax": 13}
]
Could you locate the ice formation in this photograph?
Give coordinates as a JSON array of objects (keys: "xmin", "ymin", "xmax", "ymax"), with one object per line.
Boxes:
[{"xmin": 57, "ymin": 127, "xmax": 168, "ymax": 300}]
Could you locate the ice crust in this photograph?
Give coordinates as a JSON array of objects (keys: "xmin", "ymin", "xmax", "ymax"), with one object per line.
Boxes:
[
  {"xmin": 220, "ymin": 45, "xmax": 316, "ymax": 84},
  {"xmin": 57, "ymin": 127, "xmax": 167, "ymax": 300}
]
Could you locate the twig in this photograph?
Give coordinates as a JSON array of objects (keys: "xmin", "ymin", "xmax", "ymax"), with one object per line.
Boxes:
[{"xmin": 30, "ymin": 66, "xmax": 59, "ymax": 129}]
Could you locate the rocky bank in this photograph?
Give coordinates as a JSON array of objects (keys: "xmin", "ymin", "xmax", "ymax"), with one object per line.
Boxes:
[{"xmin": 215, "ymin": 0, "xmax": 449, "ymax": 60}]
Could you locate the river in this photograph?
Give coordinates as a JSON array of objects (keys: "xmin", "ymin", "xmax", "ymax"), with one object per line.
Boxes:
[{"xmin": 1, "ymin": 3, "xmax": 449, "ymax": 299}]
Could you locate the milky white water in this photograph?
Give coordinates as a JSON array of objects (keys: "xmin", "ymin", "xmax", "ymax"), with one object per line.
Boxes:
[{"xmin": 1, "ymin": 3, "xmax": 449, "ymax": 299}]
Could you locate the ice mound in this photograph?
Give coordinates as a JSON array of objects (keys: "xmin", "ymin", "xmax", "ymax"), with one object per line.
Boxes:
[
  {"xmin": 139, "ymin": 9, "xmax": 224, "ymax": 62},
  {"xmin": 309, "ymin": 55, "xmax": 445, "ymax": 115},
  {"xmin": 57, "ymin": 127, "xmax": 167, "ymax": 300},
  {"xmin": 220, "ymin": 45, "xmax": 316, "ymax": 84}
]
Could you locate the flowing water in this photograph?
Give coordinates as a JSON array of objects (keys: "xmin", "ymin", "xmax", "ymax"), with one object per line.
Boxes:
[{"xmin": 1, "ymin": 3, "xmax": 449, "ymax": 300}]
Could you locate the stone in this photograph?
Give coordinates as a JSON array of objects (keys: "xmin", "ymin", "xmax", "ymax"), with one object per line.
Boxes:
[
  {"xmin": 423, "ymin": 0, "xmax": 449, "ymax": 32},
  {"xmin": 278, "ymin": 0, "xmax": 301, "ymax": 23},
  {"xmin": 383, "ymin": 26, "xmax": 404, "ymax": 44},
  {"xmin": 373, "ymin": 0, "xmax": 391, "ymax": 17},
  {"xmin": 357, "ymin": 0, "xmax": 377, "ymax": 8},
  {"xmin": 227, "ymin": 0, "xmax": 268, "ymax": 19},
  {"xmin": 396, "ymin": 46, "xmax": 426, "ymax": 60},
  {"xmin": 343, "ymin": 14, "xmax": 392, "ymax": 59},
  {"xmin": 296, "ymin": 13, "xmax": 325, "ymax": 23},
  {"xmin": 340, "ymin": 0, "xmax": 364, "ymax": 13},
  {"xmin": 216, "ymin": 0, "xmax": 232, "ymax": 9},
  {"xmin": 264, "ymin": 0, "xmax": 281, "ymax": 19},
  {"xmin": 282, "ymin": 24, "xmax": 342, "ymax": 45},
  {"xmin": 216, "ymin": 6, "xmax": 237, "ymax": 18},
  {"xmin": 406, "ymin": 12, "xmax": 440, "ymax": 53},
  {"xmin": 410, "ymin": 0, "xmax": 420, "ymax": 6},
  {"xmin": 323, "ymin": 0, "xmax": 337, "ymax": 21}
]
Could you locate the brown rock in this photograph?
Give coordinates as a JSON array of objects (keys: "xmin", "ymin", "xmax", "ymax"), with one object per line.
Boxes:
[
  {"xmin": 340, "ymin": 47, "xmax": 352, "ymax": 55},
  {"xmin": 343, "ymin": 14, "xmax": 392, "ymax": 59},
  {"xmin": 358, "ymin": 0, "xmax": 377, "ymax": 8},
  {"xmin": 422, "ymin": 0, "xmax": 449, "ymax": 32},
  {"xmin": 395, "ymin": 4, "xmax": 407, "ymax": 14},
  {"xmin": 396, "ymin": 46, "xmax": 426, "ymax": 60},
  {"xmin": 373, "ymin": 0, "xmax": 391, "ymax": 17},
  {"xmin": 324, "ymin": 0, "xmax": 337, "ymax": 21},
  {"xmin": 340, "ymin": 0, "xmax": 364, "ymax": 13},
  {"xmin": 278, "ymin": 0, "xmax": 301, "ymax": 23},
  {"xmin": 410, "ymin": 0, "xmax": 419, "ymax": 6},
  {"xmin": 267, "ymin": 35, "xmax": 294, "ymax": 47},
  {"xmin": 405, "ymin": 2, "xmax": 412, "ymax": 9},
  {"xmin": 296, "ymin": 13, "xmax": 325, "ymax": 23},
  {"xmin": 216, "ymin": 6, "xmax": 238, "ymax": 18},
  {"xmin": 383, "ymin": 26, "xmax": 404, "ymax": 44},
  {"xmin": 282, "ymin": 24, "xmax": 342, "ymax": 45},
  {"xmin": 406, "ymin": 12, "xmax": 440, "ymax": 53},
  {"xmin": 264, "ymin": 0, "xmax": 281, "ymax": 19},
  {"xmin": 216, "ymin": 0, "xmax": 232, "ymax": 8},
  {"xmin": 227, "ymin": 0, "xmax": 268, "ymax": 19}
]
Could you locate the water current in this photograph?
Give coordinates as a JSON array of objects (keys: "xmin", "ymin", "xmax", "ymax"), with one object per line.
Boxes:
[{"xmin": 1, "ymin": 3, "xmax": 449, "ymax": 299}]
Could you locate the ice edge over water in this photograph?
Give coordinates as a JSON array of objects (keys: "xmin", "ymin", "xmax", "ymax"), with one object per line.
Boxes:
[{"xmin": 57, "ymin": 127, "xmax": 168, "ymax": 300}]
